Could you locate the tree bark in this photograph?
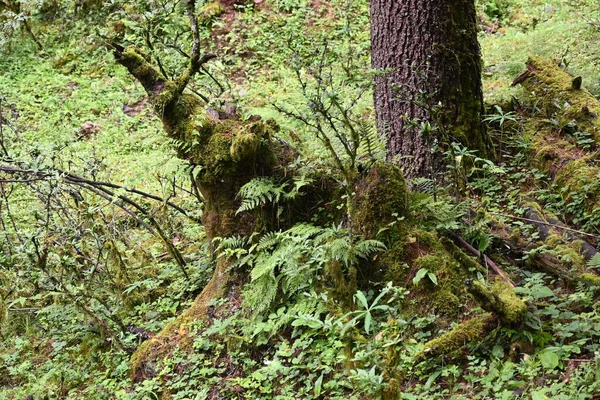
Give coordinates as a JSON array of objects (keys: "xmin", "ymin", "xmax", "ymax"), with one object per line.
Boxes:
[{"xmin": 370, "ymin": 0, "xmax": 490, "ymax": 179}]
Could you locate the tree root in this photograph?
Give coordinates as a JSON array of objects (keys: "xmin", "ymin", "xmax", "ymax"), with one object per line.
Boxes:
[{"xmin": 130, "ymin": 258, "xmax": 238, "ymax": 382}]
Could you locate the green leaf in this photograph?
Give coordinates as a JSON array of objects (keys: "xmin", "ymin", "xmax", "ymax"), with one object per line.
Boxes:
[
  {"xmin": 314, "ymin": 372, "xmax": 324, "ymax": 396},
  {"xmin": 539, "ymin": 349, "xmax": 560, "ymax": 370},
  {"xmin": 427, "ymin": 272, "xmax": 438, "ymax": 285},
  {"xmin": 531, "ymin": 390, "xmax": 550, "ymax": 400},
  {"xmin": 413, "ymin": 268, "xmax": 429, "ymax": 286},
  {"xmin": 364, "ymin": 312, "xmax": 372, "ymax": 334},
  {"xmin": 355, "ymin": 290, "xmax": 369, "ymax": 310},
  {"xmin": 491, "ymin": 345, "xmax": 504, "ymax": 359},
  {"xmin": 532, "ymin": 285, "xmax": 555, "ymax": 299}
]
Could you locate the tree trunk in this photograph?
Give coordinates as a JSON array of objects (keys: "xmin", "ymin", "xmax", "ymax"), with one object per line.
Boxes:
[{"xmin": 370, "ymin": 0, "xmax": 490, "ymax": 179}]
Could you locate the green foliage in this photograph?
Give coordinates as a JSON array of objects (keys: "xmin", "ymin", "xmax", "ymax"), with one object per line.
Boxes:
[
  {"xmin": 2, "ymin": 0, "xmax": 600, "ymax": 398},
  {"xmin": 236, "ymin": 175, "xmax": 312, "ymax": 214},
  {"xmin": 216, "ymin": 223, "xmax": 385, "ymax": 316}
]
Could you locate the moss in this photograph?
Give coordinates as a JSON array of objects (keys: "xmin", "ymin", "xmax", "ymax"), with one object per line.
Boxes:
[
  {"xmin": 442, "ymin": 238, "xmax": 487, "ymax": 275},
  {"xmin": 416, "ymin": 313, "xmax": 497, "ymax": 360},
  {"xmin": 405, "ymin": 235, "xmax": 477, "ymax": 317},
  {"xmin": 468, "ymin": 278, "xmax": 527, "ymax": 325},
  {"xmin": 580, "ymin": 273, "xmax": 600, "ymax": 287},
  {"xmin": 520, "ymin": 56, "xmax": 600, "ymax": 142},
  {"xmin": 199, "ymin": 2, "xmax": 225, "ymax": 25},
  {"xmin": 350, "ymin": 161, "xmax": 409, "ymax": 240},
  {"xmin": 433, "ymin": 290, "xmax": 461, "ymax": 315},
  {"xmin": 382, "ymin": 378, "xmax": 401, "ymax": 400},
  {"xmin": 230, "ymin": 132, "xmax": 260, "ymax": 162},
  {"xmin": 349, "ymin": 161, "xmax": 409, "ymax": 284},
  {"xmin": 117, "ymin": 47, "xmax": 166, "ymax": 94}
]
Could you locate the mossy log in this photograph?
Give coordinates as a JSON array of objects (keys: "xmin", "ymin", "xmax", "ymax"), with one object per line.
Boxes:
[
  {"xmin": 467, "ymin": 278, "xmax": 527, "ymax": 325},
  {"xmin": 525, "ymin": 205, "xmax": 597, "ymax": 262},
  {"xmin": 415, "ymin": 313, "xmax": 497, "ymax": 361},
  {"xmin": 520, "ymin": 204, "xmax": 600, "ymax": 287},
  {"xmin": 513, "ymin": 57, "xmax": 600, "ymax": 223},
  {"xmin": 415, "ymin": 277, "xmax": 528, "ymax": 362},
  {"xmin": 513, "ymin": 56, "xmax": 600, "ymax": 142}
]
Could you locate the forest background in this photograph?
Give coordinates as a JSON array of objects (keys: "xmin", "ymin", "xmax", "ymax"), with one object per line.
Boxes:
[{"xmin": 2, "ymin": 0, "xmax": 600, "ymax": 399}]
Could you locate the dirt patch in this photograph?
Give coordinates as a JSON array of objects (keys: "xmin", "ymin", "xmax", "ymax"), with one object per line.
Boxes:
[{"xmin": 122, "ymin": 97, "xmax": 148, "ymax": 117}]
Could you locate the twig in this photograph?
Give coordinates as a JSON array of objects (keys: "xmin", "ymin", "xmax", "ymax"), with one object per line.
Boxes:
[
  {"xmin": 448, "ymin": 232, "xmax": 515, "ymax": 288},
  {"xmin": 489, "ymin": 211, "xmax": 600, "ymax": 239}
]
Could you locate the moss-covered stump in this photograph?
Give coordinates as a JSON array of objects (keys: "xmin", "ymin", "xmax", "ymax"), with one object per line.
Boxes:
[
  {"xmin": 349, "ymin": 161, "xmax": 410, "ymax": 284},
  {"xmin": 514, "ymin": 56, "xmax": 600, "ymax": 142},
  {"xmin": 114, "ymin": 45, "xmax": 310, "ymax": 384}
]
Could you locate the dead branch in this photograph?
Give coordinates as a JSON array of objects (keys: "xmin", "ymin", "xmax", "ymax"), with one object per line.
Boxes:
[{"xmin": 447, "ymin": 232, "xmax": 515, "ymax": 287}]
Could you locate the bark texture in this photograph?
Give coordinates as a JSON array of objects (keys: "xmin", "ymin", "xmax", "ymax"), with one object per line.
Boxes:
[{"xmin": 370, "ymin": 0, "xmax": 489, "ymax": 179}]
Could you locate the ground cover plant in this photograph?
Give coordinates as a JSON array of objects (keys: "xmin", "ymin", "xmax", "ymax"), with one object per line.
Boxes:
[{"xmin": 1, "ymin": 0, "xmax": 600, "ymax": 399}]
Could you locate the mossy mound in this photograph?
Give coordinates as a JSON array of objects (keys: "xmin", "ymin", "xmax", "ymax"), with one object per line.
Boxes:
[{"xmin": 516, "ymin": 56, "xmax": 600, "ymax": 142}]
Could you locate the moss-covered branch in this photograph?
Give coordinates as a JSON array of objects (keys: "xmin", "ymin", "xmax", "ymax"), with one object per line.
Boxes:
[
  {"xmin": 416, "ymin": 313, "xmax": 497, "ymax": 360},
  {"xmin": 467, "ymin": 278, "xmax": 527, "ymax": 325}
]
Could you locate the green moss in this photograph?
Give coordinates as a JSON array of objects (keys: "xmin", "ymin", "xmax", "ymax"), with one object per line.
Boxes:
[
  {"xmin": 490, "ymin": 279, "xmax": 527, "ymax": 324},
  {"xmin": 442, "ymin": 238, "xmax": 487, "ymax": 275},
  {"xmin": 433, "ymin": 290, "xmax": 461, "ymax": 315},
  {"xmin": 468, "ymin": 278, "xmax": 527, "ymax": 325},
  {"xmin": 199, "ymin": 2, "xmax": 226, "ymax": 25},
  {"xmin": 350, "ymin": 161, "xmax": 409, "ymax": 240},
  {"xmin": 521, "ymin": 56, "xmax": 600, "ymax": 142},
  {"xmin": 406, "ymin": 235, "xmax": 476, "ymax": 317},
  {"xmin": 416, "ymin": 313, "xmax": 496, "ymax": 360},
  {"xmin": 580, "ymin": 273, "xmax": 600, "ymax": 287},
  {"xmin": 349, "ymin": 162, "xmax": 409, "ymax": 284}
]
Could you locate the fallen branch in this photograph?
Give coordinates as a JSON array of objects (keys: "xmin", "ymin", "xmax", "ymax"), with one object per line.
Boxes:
[
  {"xmin": 447, "ymin": 232, "xmax": 515, "ymax": 288},
  {"xmin": 490, "ymin": 211, "xmax": 600, "ymax": 240}
]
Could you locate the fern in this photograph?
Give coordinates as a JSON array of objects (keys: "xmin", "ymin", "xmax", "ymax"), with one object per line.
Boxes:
[
  {"xmin": 256, "ymin": 230, "xmax": 281, "ymax": 251},
  {"xmin": 356, "ymin": 118, "xmax": 382, "ymax": 160},
  {"xmin": 237, "ymin": 177, "xmax": 286, "ymax": 214},
  {"xmin": 242, "ymin": 223, "xmax": 386, "ymax": 315},
  {"xmin": 236, "ymin": 175, "xmax": 313, "ymax": 214},
  {"xmin": 409, "ymin": 177, "xmax": 436, "ymax": 195},
  {"xmin": 588, "ymin": 253, "xmax": 600, "ymax": 269}
]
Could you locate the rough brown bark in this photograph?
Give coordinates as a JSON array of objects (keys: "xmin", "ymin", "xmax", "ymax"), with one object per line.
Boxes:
[{"xmin": 370, "ymin": 0, "xmax": 489, "ymax": 179}]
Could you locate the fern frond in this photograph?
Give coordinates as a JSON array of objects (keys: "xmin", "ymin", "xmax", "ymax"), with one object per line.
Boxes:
[
  {"xmin": 354, "ymin": 240, "xmax": 386, "ymax": 259},
  {"xmin": 587, "ymin": 253, "xmax": 600, "ymax": 269},
  {"xmin": 409, "ymin": 177, "xmax": 436, "ymax": 194},
  {"xmin": 244, "ymin": 274, "xmax": 278, "ymax": 315},
  {"xmin": 256, "ymin": 231, "xmax": 281, "ymax": 251},
  {"xmin": 237, "ymin": 177, "xmax": 286, "ymax": 214}
]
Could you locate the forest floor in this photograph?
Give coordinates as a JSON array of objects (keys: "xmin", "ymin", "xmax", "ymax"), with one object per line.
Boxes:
[{"xmin": 1, "ymin": 0, "xmax": 600, "ymax": 399}]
